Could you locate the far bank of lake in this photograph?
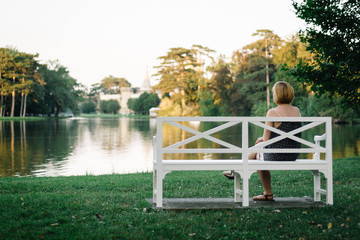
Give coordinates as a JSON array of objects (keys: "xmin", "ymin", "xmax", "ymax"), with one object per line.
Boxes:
[{"xmin": 0, "ymin": 117, "xmax": 359, "ymax": 177}]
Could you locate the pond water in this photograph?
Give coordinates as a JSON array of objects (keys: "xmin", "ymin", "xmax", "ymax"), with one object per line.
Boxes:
[{"xmin": 0, "ymin": 118, "xmax": 359, "ymax": 177}]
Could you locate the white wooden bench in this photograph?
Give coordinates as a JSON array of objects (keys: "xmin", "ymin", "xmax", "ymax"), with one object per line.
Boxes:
[{"xmin": 153, "ymin": 117, "xmax": 333, "ymax": 208}]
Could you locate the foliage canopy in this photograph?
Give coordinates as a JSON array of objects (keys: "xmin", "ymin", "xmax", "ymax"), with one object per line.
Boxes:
[
  {"xmin": 291, "ymin": 0, "xmax": 360, "ymax": 111},
  {"xmin": 127, "ymin": 92, "xmax": 160, "ymax": 115}
]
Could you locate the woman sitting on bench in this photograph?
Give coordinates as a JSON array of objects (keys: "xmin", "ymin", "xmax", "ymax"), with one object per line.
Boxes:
[{"xmin": 224, "ymin": 81, "xmax": 302, "ymax": 201}]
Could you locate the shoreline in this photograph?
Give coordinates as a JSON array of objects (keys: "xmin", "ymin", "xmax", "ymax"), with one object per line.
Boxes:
[
  {"xmin": 1, "ymin": 115, "xmax": 359, "ymax": 124},
  {"xmin": 0, "ymin": 114, "xmax": 150, "ymax": 121}
]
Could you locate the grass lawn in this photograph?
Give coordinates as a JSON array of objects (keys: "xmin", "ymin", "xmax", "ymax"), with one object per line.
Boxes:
[
  {"xmin": 0, "ymin": 117, "xmax": 47, "ymax": 121},
  {"xmin": 0, "ymin": 157, "xmax": 359, "ymax": 239}
]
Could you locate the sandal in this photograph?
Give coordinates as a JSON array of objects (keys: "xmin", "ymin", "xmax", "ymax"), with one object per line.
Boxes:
[
  {"xmin": 252, "ymin": 193, "xmax": 274, "ymax": 201},
  {"xmin": 223, "ymin": 171, "xmax": 234, "ymax": 180}
]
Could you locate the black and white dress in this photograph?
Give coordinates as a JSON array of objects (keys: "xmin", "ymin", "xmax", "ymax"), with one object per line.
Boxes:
[{"xmin": 263, "ymin": 110, "xmax": 302, "ymax": 161}]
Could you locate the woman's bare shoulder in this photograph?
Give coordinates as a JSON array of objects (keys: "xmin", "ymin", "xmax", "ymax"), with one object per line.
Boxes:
[
  {"xmin": 292, "ymin": 106, "xmax": 301, "ymax": 116},
  {"xmin": 266, "ymin": 108, "xmax": 279, "ymax": 117}
]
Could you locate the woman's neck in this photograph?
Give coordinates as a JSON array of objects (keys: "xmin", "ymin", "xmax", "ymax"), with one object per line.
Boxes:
[{"xmin": 276, "ymin": 104, "xmax": 291, "ymax": 107}]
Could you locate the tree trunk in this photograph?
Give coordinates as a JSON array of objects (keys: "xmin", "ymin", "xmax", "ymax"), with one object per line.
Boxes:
[
  {"xmin": 0, "ymin": 72, "xmax": 3, "ymax": 117},
  {"xmin": 10, "ymin": 90, "xmax": 15, "ymax": 117},
  {"xmin": 22, "ymin": 93, "xmax": 27, "ymax": 117},
  {"xmin": 181, "ymin": 89, "xmax": 186, "ymax": 115},
  {"xmin": 55, "ymin": 105, "xmax": 61, "ymax": 117},
  {"xmin": 10, "ymin": 75, "xmax": 15, "ymax": 117},
  {"xmin": 19, "ymin": 78, "xmax": 24, "ymax": 117},
  {"xmin": 20, "ymin": 92, "xmax": 24, "ymax": 117},
  {"xmin": 265, "ymin": 37, "xmax": 270, "ymax": 110},
  {"xmin": 0, "ymin": 88, "xmax": 3, "ymax": 117},
  {"xmin": 0, "ymin": 94, "xmax": 4, "ymax": 116},
  {"xmin": 266, "ymin": 63, "xmax": 270, "ymax": 109}
]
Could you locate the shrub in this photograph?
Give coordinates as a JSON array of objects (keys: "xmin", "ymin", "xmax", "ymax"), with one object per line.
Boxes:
[
  {"xmin": 81, "ymin": 101, "xmax": 97, "ymax": 114},
  {"xmin": 127, "ymin": 93, "xmax": 160, "ymax": 115},
  {"xmin": 100, "ymin": 100, "xmax": 120, "ymax": 114}
]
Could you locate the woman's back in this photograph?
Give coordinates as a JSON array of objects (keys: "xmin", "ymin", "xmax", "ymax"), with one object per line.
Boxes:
[{"xmin": 263, "ymin": 121, "xmax": 302, "ymax": 161}]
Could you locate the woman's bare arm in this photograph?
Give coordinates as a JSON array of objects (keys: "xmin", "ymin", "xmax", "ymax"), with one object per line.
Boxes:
[{"xmin": 262, "ymin": 109, "xmax": 278, "ymax": 141}]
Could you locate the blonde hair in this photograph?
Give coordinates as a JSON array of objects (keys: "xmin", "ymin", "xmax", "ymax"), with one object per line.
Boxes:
[{"xmin": 272, "ymin": 81, "xmax": 295, "ymax": 104}]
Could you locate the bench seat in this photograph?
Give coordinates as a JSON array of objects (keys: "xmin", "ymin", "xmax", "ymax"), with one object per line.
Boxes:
[
  {"xmin": 247, "ymin": 159, "xmax": 329, "ymax": 171},
  {"xmin": 162, "ymin": 159, "xmax": 243, "ymax": 171}
]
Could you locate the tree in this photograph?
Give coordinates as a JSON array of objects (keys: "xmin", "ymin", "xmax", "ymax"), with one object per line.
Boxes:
[
  {"xmin": 154, "ymin": 45, "xmax": 214, "ymax": 115},
  {"xmin": 100, "ymin": 75, "xmax": 131, "ymax": 94},
  {"xmin": 207, "ymin": 57, "xmax": 233, "ymax": 115},
  {"xmin": 229, "ymin": 50, "xmax": 270, "ymax": 116},
  {"xmin": 244, "ymin": 30, "xmax": 282, "ymax": 109},
  {"xmin": 0, "ymin": 48, "xmax": 14, "ymax": 116},
  {"xmin": 4, "ymin": 48, "xmax": 20, "ymax": 117},
  {"xmin": 100, "ymin": 100, "xmax": 121, "ymax": 114},
  {"xmin": 37, "ymin": 61, "xmax": 83, "ymax": 117},
  {"xmin": 17, "ymin": 52, "xmax": 42, "ymax": 117},
  {"xmin": 0, "ymin": 48, "xmax": 41, "ymax": 117},
  {"xmin": 127, "ymin": 92, "xmax": 160, "ymax": 115},
  {"xmin": 127, "ymin": 98, "xmax": 137, "ymax": 113},
  {"xmin": 198, "ymin": 91, "xmax": 219, "ymax": 116},
  {"xmin": 291, "ymin": 0, "xmax": 360, "ymax": 111},
  {"xmin": 107, "ymin": 100, "xmax": 120, "ymax": 114},
  {"xmin": 81, "ymin": 101, "xmax": 97, "ymax": 114}
]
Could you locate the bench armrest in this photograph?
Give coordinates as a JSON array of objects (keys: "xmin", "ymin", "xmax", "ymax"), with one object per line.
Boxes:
[
  {"xmin": 314, "ymin": 133, "xmax": 326, "ymax": 142},
  {"xmin": 313, "ymin": 133, "xmax": 326, "ymax": 160}
]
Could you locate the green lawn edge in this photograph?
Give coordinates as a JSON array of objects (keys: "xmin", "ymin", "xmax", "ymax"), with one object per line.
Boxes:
[
  {"xmin": 80, "ymin": 113, "xmax": 149, "ymax": 119},
  {"xmin": 0, "ymin": 114, "xmax": 150, "ymax": 121},
  {"xmin": 0, "ymin": 157, "xmax": 359, "ymax": 239},
  {"xmin": 0, "ymin": 117, "xmax": 47, "ymax": 121}
]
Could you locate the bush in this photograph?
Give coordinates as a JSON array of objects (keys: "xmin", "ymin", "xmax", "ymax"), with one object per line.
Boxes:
[
  {"xmin": 198, "ymin": 91, "xmax": 219, "ymax": 116},
  {"xmin": 81, "ymin": 101, "xmax": 97, "ymax": 114},
  {"xmin": 100, "ymin": 100, "xmax": 120, "ymax": 114},
  {"xmin": 127, "ymin": 93, "xmax": 160, "ymax": 115}
]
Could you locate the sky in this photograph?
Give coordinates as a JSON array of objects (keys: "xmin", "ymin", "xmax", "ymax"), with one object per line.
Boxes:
[{"xmin": 0, "ymin": 0, "xmax": 306, "ymax": 89}]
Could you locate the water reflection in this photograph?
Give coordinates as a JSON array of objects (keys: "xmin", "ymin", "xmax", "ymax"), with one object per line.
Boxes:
[
  {"xmin": 0, "ymin": 119, "xmax": 359, "ymax": 177},
  {"xmin": 0, "ymin": 118, "xmax": 156, "ymax": 177}
]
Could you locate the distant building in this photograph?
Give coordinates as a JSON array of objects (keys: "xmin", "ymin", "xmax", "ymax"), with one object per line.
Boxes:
[
  {"xmin": 141, "ymin": 70, "xmax": 152, "ymax": 92},
  {"xmin": 99, "ymin": 71, "xmax": 152, "ymax": 114}
]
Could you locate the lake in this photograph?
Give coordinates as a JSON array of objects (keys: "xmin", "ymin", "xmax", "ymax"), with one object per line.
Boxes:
[{"xmin": 0, "ymin": 118, "xmax": 359, "ymax": 177}]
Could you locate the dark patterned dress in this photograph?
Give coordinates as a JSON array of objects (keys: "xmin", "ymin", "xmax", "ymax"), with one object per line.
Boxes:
[{"xmin": 263, "ymin": 122, "xmax": 302, "ymax": 161}]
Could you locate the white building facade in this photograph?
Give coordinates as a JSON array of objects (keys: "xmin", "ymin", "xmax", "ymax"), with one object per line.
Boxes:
[{"xmin": 99, "ymin": 71, "xmax": 152, "ymax": 114}]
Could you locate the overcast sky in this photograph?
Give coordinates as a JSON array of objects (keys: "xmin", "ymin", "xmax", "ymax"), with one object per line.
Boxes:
[{"xmin": 0, "ymin": 0, "xmax": 305, "ymax": 89}]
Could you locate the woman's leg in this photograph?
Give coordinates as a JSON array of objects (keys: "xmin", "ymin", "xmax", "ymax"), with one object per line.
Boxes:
[
  {"xmin": 258, "ymin": 170, "xmax": 272, "ymax": 194},
  {"xmin": 248, "ymin": 152, "xmax": 257, "ymax": 160},
  {"xmin": 252, "ymin": 150, "xmax": 274, "ymax": 200},
  {"xmin": 253, "ymin": 170, "xmax": 273, "ymax": 200}
]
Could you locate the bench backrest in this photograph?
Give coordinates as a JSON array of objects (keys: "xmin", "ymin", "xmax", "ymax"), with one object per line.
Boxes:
[{"xmin": 154, "ymin": 117, "xmax": 332, "ymax": 166}]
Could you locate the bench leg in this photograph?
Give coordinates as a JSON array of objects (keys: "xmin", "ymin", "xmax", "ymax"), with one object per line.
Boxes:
[
  {"xmin": 242, "ymin": 172, "xmax": 252, "ymax": 207},
  {"xmin": 154, "ymin": 171, "xmax": 170, "ymax": 208},
  {"xmin": 326, "ymin": 172, "xmax": 333, "ymax": 205},
  {"xmin": 234, "ymin": 171, "xmax": 242, "ymax": 202},
  {"xmin": 153, "ymin": 169, "xmax": 157, "ymax": 203},
  {"xmin": 312, "ymin": 170, "xmax": 321, "ymax": 202},
  {"xmin": 155, "ymin": 172, "xmax": 163, "ymax": 208}
]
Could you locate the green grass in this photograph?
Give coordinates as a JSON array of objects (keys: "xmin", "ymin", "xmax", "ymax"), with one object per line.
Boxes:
[
  {"xmin": 0, "ymin": 157, "xmax": 359, "ymax": 239},
  {"xmin": 0, "ymin": 114, "xmax": 149, "ymax": 121},
  {"xmin": 80, "ymin": 113, "xmax": 149, "ymax": 119},
  {"xmin": 0, "ymin": 117, "xmax": 47, "ymax": 121}
]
